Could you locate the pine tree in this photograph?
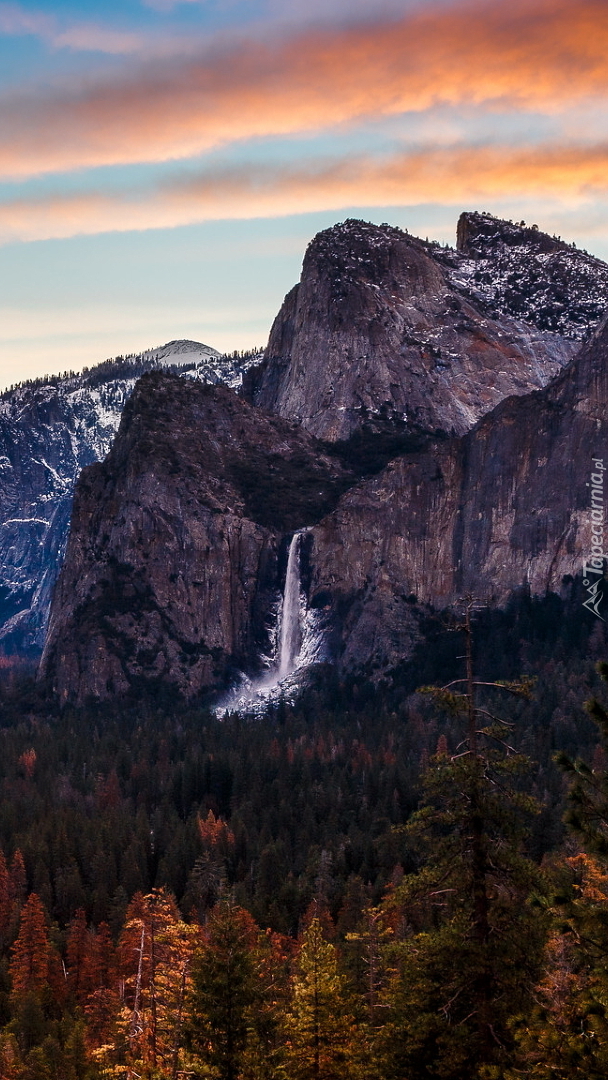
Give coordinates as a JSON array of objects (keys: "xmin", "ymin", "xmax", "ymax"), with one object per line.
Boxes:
[
  {"xmin": 66, "ymin": 909, "xmax": 90, "ymax": 1005},
  {"xmin": 513, "ymin": 660, "xmax": 608, "ymax": 1077},
  {"xmin": 188, "ymin": 900, "xmax": 264, "ymax": 1080},
  {"xmin": 378, "ymin": 602, "xmax": 546, "ymax": 1079},
  {"xmin": 283, "ymin": 916, "xmax": 367, "ymax": 1080},
  {"xmin": 558, "ymin": 661, "xmax": 608, "ymax": 857},
  {"xmin": 0, "ymin": 848, "xmax": 10, "ymax": 950},
  {"xmin": 8, "ymin": 850, "xmax": 27, "ymax": 928}
]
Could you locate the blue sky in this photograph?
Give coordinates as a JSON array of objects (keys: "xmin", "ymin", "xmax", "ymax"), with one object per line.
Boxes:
[{"xmin": 2, "ymin": 0, "xmax": 608, "ymax": 386}]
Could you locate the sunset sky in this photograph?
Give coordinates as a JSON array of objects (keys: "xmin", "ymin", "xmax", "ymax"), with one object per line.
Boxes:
[{"xmin": 2, "ymin": 0, "xmax": 608, "ymax": 385}]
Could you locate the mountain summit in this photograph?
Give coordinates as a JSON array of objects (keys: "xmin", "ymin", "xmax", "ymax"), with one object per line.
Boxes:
[
  {"xmin": 245, "ymin": 217, "xmax": 581, "ymax": 442},
  {"xmin": 449, "ymin": 211, "xmax": 608, "ymax": 337}
]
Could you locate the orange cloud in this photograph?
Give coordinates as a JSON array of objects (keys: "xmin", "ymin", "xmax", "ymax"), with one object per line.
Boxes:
[
  {"xmin": 1, "ymin": 0, "xmax": 608, "ymax": 178},
  {"xmin": 2, "ymin": 140, "xmax": 608, "ymax": 244}
]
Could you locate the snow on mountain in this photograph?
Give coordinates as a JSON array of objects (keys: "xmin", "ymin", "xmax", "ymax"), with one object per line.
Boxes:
[
  {"xmin": 434, "ymin": 212, "xmax": 608, "ymax": 340},
  {"xmin": 0, "ymin": 341, "xmax": 261, "ymax": 656}
]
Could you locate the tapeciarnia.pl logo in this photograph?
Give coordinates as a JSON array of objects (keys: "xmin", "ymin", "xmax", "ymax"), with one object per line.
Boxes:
[{"xmin": 582, "ymin": 457, "xmax": 606, "ymax": 621}]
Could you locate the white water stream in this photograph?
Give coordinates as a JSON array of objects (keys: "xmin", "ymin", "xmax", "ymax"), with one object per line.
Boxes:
[
  {"xmin": 217, "ymin": 529, "xmax": 324, "ymax": 715},
  {"xmin": 277, "ymin": 531, "xmax": 303, "ymax": 679}
]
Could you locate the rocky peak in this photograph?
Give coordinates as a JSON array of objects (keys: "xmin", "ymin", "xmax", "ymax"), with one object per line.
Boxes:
[
  {"xmin": 448, "ymin": 211, "xmax": 608, "ymax": 338},
  {"xmin": 456, "ymin": 211, "xmax": 563, "ymax": 258},
  {"xmin": 306, "ymin": 218, "xmax": 444, "ymax": 305},
  {"xmin": 246, "ymin": 217, "xmax": 576, "ymax": 443}
]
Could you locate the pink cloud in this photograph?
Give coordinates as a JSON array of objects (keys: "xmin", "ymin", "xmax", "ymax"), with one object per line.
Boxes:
[
  {"xmin": 2, "ymin": 140, "xmax": 608, "ymax": 244},
  {"xmin": 0, "ymin": 0, "xmax": 608, "ymax": 178}
]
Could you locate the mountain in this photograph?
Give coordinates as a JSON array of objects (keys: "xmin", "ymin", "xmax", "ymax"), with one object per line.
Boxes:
[
  {"xmin": 0, "ymin": 341, "xmax": 259, "ymax": 656},
  {"xmin": 245, "ymin": 218, "xmax": 579, "ymax": 442},
  {"xmin": 39, "ymin": 213, "xmax": 608, "ymax": 706},
  {"xmin": 39, "ymin": 373, "xmax": 354, "ymax": 706}
]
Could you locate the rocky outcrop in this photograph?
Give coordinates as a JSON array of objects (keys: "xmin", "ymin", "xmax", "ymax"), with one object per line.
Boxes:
[
  {"xmin": 0, "ymin": 341, "xmax": 256, "ymax": 656},
  {"xmin": 39, "ymin": 373, "xmax": 353, "ymax": 705},
  {"xmin": 246, "ymin": 219, "xmax": 577, "ymax": 442},
  {"xmin": 307, "ymin": 313, "xmax": 608, "ymax": 672},
  {"xmin": 449, "ymin": 212, "xmax": 608, "ymax": 338}
]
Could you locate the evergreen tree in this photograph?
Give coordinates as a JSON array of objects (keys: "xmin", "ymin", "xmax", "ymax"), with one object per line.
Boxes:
[
  {"xmin": 187, "ymin": 900, "xmax": 262, "ymax": 1080},
  {"xmin": 283, "ymin": 915, "xmax": 367, "ymax": 1080},
  {"xmin": 0, "ymin": 850, "xmax": 10, "ymax": 952},
  {"xmin": 512, "ymin": 660, "xmax": 608, "ymax": 1077},
  {"xmin": 378, "ymin": 603, "xmax": 546, "ymax": 1079},
  {"xmin": 9, "ymin": 894, "xmax": 52, "ymax": 1003}
]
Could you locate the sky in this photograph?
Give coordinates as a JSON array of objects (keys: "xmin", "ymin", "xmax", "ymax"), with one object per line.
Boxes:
[{"xmin": 2, "ymin": 0, "xmax": 608, "ymax": 387}]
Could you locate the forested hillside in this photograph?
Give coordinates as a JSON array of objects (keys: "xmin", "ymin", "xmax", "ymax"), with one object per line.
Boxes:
[{"xmin": 0, "ymin": 597, "xmax": 607, "ymax": 1077}]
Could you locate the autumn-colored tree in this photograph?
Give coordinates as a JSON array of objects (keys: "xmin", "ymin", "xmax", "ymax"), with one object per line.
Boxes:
[
  {"xmin": 506, "ymin": 855, "xmax": 608, "ymax": 1079},
  {"xmin": 0, "ymin": 847, "xmax": 10, "ymax": 949},
  {"xmin": 511, "ymin": 660, "xmax": 608, "ymax": 1077},
  {"xmin": 9, "ymin": 893, "xmax": 52, "ymax": 1002},
  {"xmin": 108, "ymin": 888, "xmax": 195, "ymax": 1079},
  {"xmin": 18, "ymin": 748, "xmax": 36, "ymax": 779},
  {"xmin": 197, "ymin": 809, "xmax": 235, "ymax": 853}
]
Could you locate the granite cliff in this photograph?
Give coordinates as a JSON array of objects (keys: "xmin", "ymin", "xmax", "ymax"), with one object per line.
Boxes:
[
  {"xmin": 308, "ymin": 313, "xmax": 608, "ymax": 672},
  {"xmin": 246, "ymin": 218, "xmax": 579, "ymax": 442},
  {"xmin": 40, "ymin": 374, "xmax": 354, "ymax": 705},
  {"xmin": 39, "ymin": 214, "xmax": 608, "ymax": 705}
]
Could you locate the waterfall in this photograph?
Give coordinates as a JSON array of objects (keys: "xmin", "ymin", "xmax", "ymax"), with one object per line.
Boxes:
[
  {"xmin": 216, "ymin": 528, "xmax": 325, "ymax": 715},
  {"xmin": 277, "ymin": 531, "xmax": 303, "ymax": 679}
]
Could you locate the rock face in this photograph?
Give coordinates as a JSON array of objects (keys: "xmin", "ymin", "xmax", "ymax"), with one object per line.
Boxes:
[
  {"xmin": 246, "ymin": 219, "xmax": 578, "ymax": 442},
  {"xmin": 307, "ymin": 313, "xmax": 608, "ymax": 672},
  {"xmin": 39, "ymin": 374, "xmax": 353, "ymax": 705},
  {"xmin": 0, "ymin": 341, "xmax": 257, "ymax": 656},
  {"xmin": 450, "ymin": 212, "xmax": 608, "ymax": 337},
  {"xmin": 42, "ymin": 318, "xmax": 608, "ymax": 705}
]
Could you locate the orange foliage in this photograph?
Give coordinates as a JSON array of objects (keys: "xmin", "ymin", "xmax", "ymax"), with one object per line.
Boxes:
[
  {"xmin": 197, "ymin": 810, "xmax": 235, "ymax": 850},
  {"xmin": 17, "ymin": 749, "xmax": 36, "ymax": 779},
  {"xmin": 9, "ymin": 893, "xmax": 52, "ymax": 1000}
]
